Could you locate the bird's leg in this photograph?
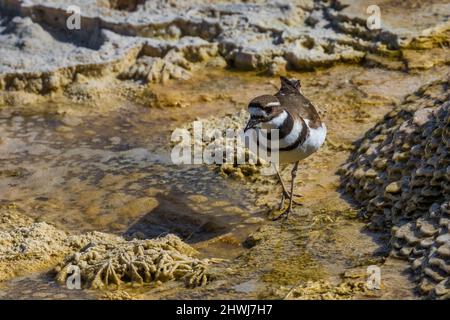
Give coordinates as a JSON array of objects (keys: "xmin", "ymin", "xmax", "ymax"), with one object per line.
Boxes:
[
  {"xmin": 274, "ymin": 164, "xmax": 288, "ymax": 210},
  {"xmin": 273, "ymin": 161, "xmax": 300, "ymax": 221},
  {"xmin": 274, "ymin": 163, "xmax": 303, "ymax": 211},
  {"xmin": 286, "ymin": 161, "xmax": 300, "ymax": 218},
  {"xmin": 275, "ymin": 165, "xmax": 288, "ymax": 195},
  {"xmin": 278, "ymin": 193, "xmax": 286, "ymax": 211}
]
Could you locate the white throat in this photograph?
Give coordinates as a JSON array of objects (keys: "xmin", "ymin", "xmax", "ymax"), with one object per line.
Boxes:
[{"xmin": 262, "ymin": 110, "xmax": 288, "ymax": 129}]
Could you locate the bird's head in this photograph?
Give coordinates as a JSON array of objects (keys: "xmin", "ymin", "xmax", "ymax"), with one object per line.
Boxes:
[
  {"xmin": 244, "ymin": 95, "xmax": 282, "ymax": 132},
  {"xmin": 278, "ymin": 76, "xmax": 301, "ymax": 95}
]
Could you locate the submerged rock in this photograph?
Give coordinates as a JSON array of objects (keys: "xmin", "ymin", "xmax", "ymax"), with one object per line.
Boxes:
[
  {"xmin": 340, "ymin": 79, "xmax": 450, "ymax": 299},
  {"xmin": 284, "ymin": 279, "xmax": 368, "ymax": 300}
]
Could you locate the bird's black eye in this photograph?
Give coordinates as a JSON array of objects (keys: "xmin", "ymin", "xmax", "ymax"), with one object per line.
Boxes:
[{"xmin": 264, "ymin": 106, "xmax": 273, "ymax": 113}]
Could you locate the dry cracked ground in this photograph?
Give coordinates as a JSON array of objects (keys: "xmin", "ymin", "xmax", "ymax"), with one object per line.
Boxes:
[{"xmin": 0, "ymin": 0, "xmax": 449, "ymax": 300}]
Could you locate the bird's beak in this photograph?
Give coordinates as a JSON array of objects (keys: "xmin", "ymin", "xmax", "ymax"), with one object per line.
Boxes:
[{"xmin": 244, "ymin": 118, "xmax": 260, "ymax": 132}]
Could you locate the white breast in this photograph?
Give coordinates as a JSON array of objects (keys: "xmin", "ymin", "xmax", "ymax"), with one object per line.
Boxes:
[
  {"xmin": 304, "ymin": 120, "xmax": 327, "ymax": 154},
  {"xmin": 278, "ymin": 120, "xmax": 327, "ymax": 163},
  {"xmin": 265, "ymin": 111, "xmax": 287, "ymax": 128}
]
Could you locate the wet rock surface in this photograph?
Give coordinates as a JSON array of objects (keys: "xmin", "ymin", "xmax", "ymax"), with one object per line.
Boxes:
[{"xmin": 340, "ymin": 80, "xmax": 450, "ymax": 299}]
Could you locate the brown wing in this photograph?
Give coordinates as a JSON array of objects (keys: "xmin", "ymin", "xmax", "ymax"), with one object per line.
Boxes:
[{"xmin": 275, "ymin": 92, "xmax": 322, "ymax": 128}]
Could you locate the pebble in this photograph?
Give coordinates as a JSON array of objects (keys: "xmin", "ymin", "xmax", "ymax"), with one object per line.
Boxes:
[
  {"xmin": 109, "ymin": 136, "xmax": 121, "ymax": 145},
  {"xmin": 244, "ymin": 217, "xmax": 264, "ymax": 224},
  {"xmin": 61, "ymin": 115, "xmax": 83, "ymax": 127},
  {"xmin": 55, "ymin": 125, "xmax": 72, "ymax": 133},
  {"xmin": 385, "ymin": 181, "xmax": 401, "ymax": 194},
  {"xmin": 210, "ymin": 200, "xmax": 230, "ymax": 207},
  {"xmin": 436, "ymin": 234, "xmax": 450, "ymax": 245},
  {"xmin": 187, "ymin": 195, "xmax": 209, "ymax": 203}
]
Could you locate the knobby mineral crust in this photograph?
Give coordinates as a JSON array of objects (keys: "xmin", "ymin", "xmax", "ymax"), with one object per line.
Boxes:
[
  {"xmin": 55, "ymin": 234, "xmax": 220, "ymax": 289},
  {"xmin": 0, "ymin": 0, "xmax": 449, "ymax": 95},
  {"xmin": 340, "ymin": 79, "xmax": 450, "ymax": 299},
  {"xmin": 0, "ymin": 206, "xmax": 220, "ymax": 289},
  {"xmin": 0, "ymin": 205, "xmax": 123, "ymax": 282},
  {"xmin": 180, "ymin": 109, "xmax": 264, "ymax": 181}
]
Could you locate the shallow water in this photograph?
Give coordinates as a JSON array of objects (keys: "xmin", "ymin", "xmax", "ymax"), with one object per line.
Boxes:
[{"xmin": 0, "ymin": 104, "xmax": 263, "ymax": 247}]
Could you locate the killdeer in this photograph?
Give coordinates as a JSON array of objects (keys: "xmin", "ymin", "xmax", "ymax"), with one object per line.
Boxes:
[{"xmin": 244, "ymin": 76, "xmax": 327, "ymax": 220}]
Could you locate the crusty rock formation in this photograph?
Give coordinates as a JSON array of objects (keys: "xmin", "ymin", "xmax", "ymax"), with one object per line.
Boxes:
[
  {"xmin": 0, "ymin": 14, "xmax": 141, "ymax": 93},
  {"xmin": 340, "ymin": 79, "xmax": 450, "ymax": 299},
  {"xmin": 180, "ymin": 109, "xmax": 264, "ymax": 180},
  {"xmin": 0, "ymin": 206, "xmax": 219, "ymax": 289},
  {"xmin": 55, "ymin": 234, "xmax": 218, "ymax": 289},
  {"xmin": 1, "ymin": 0, "xmax": 448, "ymax": 95},
  {"xmin": 119, "ymin": 39, "xmax": 217, "ymax": 83},
  {"xmin": 334, "ymin": 0, "xmax": 450, "ymax": 49},
  {"xmin": 0, "ymin": 0, "xmax": 364, "ymax": 73},
  {"xmin": 0, "ymin": 205, "xmax": 122, "ymax": 281},
  {"xmin": 285, "ymin": 279, "xmax": 368, "ymax": 300}
]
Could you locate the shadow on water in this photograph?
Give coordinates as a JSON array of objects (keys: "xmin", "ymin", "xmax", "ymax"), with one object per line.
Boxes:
[{"xmin": 125, "ymin": 187, "xmax": 232, "ymax": 243}]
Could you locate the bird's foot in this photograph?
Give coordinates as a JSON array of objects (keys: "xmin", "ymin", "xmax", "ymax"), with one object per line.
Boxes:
[
  {"xmin": 274, "ymin": 194, "xmax": 303, "ymax": 220},
  {"xmin": 281, "ymin": 192, "xmax": 304, "ymax": 206},
  {"xmin": 272, "ymin": 208, "xmax": 292, "ymax": 221},
  {"xmin": 282, "ymin": 190, "xmax": 303, "ymax": 199},
  {"xmin": 278, "ymin": 193, "xmax": 303, "ymax": 210},
  {"xmin": 283, "ymin": 191, "xmax": 304, "ymax": 198}
]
